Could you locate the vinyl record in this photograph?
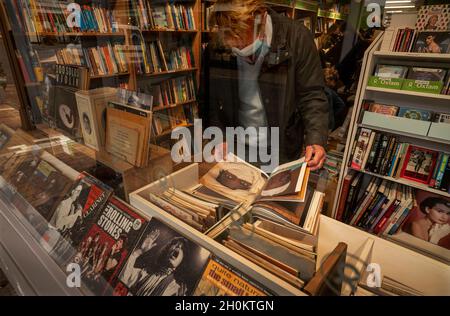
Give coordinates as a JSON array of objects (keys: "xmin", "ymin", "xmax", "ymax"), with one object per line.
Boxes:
[{"xmin": 58, "ymin": 104, "xmax": 75, "ymax": 129}]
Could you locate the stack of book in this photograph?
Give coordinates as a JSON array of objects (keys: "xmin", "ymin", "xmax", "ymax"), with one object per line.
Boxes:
[
  {"xmin": 150, "ymin": 3, "xmax": 196, "ymax": 31},
  {"xmin": 140, "ymin": 153, "xmax": 323, "ymax": 288},
  {"xmin": 350, "ymin": 127, "xmax": 450, "ymax": 193}
]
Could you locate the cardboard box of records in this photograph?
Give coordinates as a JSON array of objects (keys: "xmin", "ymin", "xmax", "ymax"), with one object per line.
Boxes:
[{"xmin": 129, "ymin": 153, "xmax": 326, "ymax": 292}]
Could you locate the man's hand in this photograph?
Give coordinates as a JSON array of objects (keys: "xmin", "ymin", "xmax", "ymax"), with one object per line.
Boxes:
[{"xmin": 305, "ymin": 145, "xmax": 326, "ymax": 171}]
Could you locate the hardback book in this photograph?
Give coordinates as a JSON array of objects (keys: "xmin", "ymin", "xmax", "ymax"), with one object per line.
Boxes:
[
  {"xmin": 398, "ymin": 108, "xmax": 433, "ymax": 121},
  {"xmin": 105, "ymin": 101, "xmax": 153, "ymax": 167},
  {"xmin": 113, "ymin": 217, "xmax": 211, "ymax": 296},
  {"xmin": 412, "ymin": 31, "xmax": 450, "ymax": 54},
  {"xmin": 415, "ymin": 4, "xmax": 450, "ymax": 31},
  {"xmin": 194, "ymin": 256, "xmax": 272, "ymax": 296},
  {"xmin": 75, "ymin": 87, "xmax": 118, "ymax": 150},
  {"xmin": 368, "ymin": 103, "xmax": 399, "ymax": 116},
  {"xmin": 400, "ymin": 146, "xmax": 439, "ymax": 184},
  {"xmin": 68, "ymin": 197, "xmax": 148, "ymax": 295},
  {"xmin": 374, "ymin": 65, "xmax": 408, "ymax": 79},
  {"xmin": 46, "ymin": 172, "xmax": 113, "ymax": 264},
  {"xmin": 225, "ymin": 225, "xmax": 315, "ymax": 285},
  {"xmin": 407, "ymin": 67, "xmax": 447, "ymax": 82}
]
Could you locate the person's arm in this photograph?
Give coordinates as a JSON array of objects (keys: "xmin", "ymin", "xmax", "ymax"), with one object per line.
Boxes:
[
  {"xmin": 120, "ymin": 250, "xmax": 142, "ymax": 287},
  {"xmin": 295, "ymin": 25, "xmax": 329, "ymax": 170}
]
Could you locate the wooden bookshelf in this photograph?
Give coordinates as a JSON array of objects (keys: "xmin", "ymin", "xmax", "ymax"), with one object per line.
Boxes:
[
  {"xmin": 90, "ymin": 72, "xmax": 130, "ymax": 79},
  {"xmin": 138, "ymin": 67, "xmax": 198, "ymax": 78},
  {"xmin": 26, "ymin": 32, "xmax": 126, "ymax": 37}
]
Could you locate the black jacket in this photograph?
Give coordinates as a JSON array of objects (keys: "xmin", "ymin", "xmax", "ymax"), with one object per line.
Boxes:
[{"xmin": 201, "ymin": 10, "xmax": 329, "ymax": 162}]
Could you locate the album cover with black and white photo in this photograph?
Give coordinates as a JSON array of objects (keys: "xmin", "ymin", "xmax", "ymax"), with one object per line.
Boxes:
[
  {"xmin": 52, "ymin": 86, "xmax": 82, "ymax": 139},
  {"xmin": 113, "ymin": 217, "xmax": 211, "ymax": 296}
]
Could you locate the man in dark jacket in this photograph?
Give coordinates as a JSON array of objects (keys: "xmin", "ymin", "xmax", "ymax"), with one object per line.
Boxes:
[{"xmin": 202, "ymin": 0, "xmax": 329, "ymax": 171}]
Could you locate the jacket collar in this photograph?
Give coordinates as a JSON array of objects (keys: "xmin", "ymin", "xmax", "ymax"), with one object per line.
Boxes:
[{"xmin": 267, "ymin": 8, "xmax": 290, "ymax": 53}]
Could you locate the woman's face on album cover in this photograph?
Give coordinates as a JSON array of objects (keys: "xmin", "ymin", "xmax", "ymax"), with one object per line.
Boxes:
[{"xmin": 426, "ymin": 203, "xmax": 450, "ymax": 225}]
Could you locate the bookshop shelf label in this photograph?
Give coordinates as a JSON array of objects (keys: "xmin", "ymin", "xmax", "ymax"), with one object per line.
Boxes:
[
  {"xmin": 401, "ymin": 79, "xmax": 443, "ymax": 94},
  {"xmin": 368, "ymin": 76, "xmax": 403, "ymax": 89}
]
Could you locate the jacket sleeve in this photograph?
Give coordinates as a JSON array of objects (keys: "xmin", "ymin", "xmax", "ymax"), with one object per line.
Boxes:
[{"xmin": 295, "ymin": 25, "xmax": 329, "ymax": 147}]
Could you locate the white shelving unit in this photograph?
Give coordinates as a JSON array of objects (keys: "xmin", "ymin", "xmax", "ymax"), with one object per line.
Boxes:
[{"xmin": 331, "ymin": 31, "xmax": 450, "ymax": 260}]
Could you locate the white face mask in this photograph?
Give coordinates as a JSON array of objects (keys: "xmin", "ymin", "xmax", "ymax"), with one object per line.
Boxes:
[{"xmin": 231, "ymin": 39, "xmax": 264, "ymax": 57}]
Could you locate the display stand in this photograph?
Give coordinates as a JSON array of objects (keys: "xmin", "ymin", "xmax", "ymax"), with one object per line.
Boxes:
[{"xmin": 332, "ymin": 31, "xmax": 450, "ymax": 264}]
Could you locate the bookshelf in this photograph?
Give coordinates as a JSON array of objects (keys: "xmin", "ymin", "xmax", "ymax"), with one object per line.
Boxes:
[
  {"xmin": 332, "ymin": 31, "xmax": 450, "ymax": 262},
  {"xmin": 0, "ymin": 0, "xmax": 203, "ymax": 151}
]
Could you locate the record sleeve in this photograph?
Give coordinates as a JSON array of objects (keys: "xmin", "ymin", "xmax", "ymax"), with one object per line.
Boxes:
[
  {"xmin": 113, "ymin": 217, "xmax": 211, "ymax": 296},
  {"xmin": 52, "ymin": 86, "xmax": 82, "ymax": 139},
  {"xmin": 46, "ymin": 172, "xmax": 113, "ymax": 264},
  {"xmin": 69, "ymin": 197, "xmax": 148, "ymax": 295}
]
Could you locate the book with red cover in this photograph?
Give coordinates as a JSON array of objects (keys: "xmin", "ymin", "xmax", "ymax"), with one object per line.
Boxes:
[
  {"xmin": 400, "ymin": 146, "xmax": 438, "ymax": 184},
  {"xmin": 69, "ymin": 196, "xmax": 148, "ymax": 295}
]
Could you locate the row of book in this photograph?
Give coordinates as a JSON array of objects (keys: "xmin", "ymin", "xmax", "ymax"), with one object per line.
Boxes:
[
  {"xmin": 18, "ymin": 0, "xmax": 119, "ymax": 34},
  {"xmin": 133, "ymin": 2, "xmax": 196, "ymax": 31},
  {"xmin": 137, "ymin": 40, "xmax": 195, "ymax": 75},
  {"xmin": 0, "ymin": 138, "xmax": 274, "ymax": 296},
  {"xmin": 55, "ymin": 43, "xmax": 128, "ymax": 76},
  {"xmin": 363, "ymin": 100, "xmax": 450, "ymax": 123},
  {"xmin": 350, "ymin": 128, "xmax": 450, "ymax": 193},
  {"xmin": 390, "ymin": 30, "xmax": 450, "ymax": 54},
  {"xmin": 201, "ymin": 2, "xmax": 214, "ymax": 31},
  {"xmin": 383, "ymin": 4, "xmax": 450, "ymax": 53},
  {"xmin": 152, "ymin": 75, "xmax": 197, "ymax": 108},
  {"xmin": 373, "ymin": 64, "xmax": 450, "ymax": 95}
]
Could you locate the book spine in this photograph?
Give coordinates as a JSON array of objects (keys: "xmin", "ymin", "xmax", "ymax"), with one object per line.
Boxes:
[
  {"xmin": 435, "ymin": 154, "xmax": 449, "ymax": 189},
  {"xmin": 373, "ymin": 135, "xmax": 390, "ymax": 174},
  {"xmin": 373, "ymin": 200, "xmax": 400, "ymax": 235}
]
